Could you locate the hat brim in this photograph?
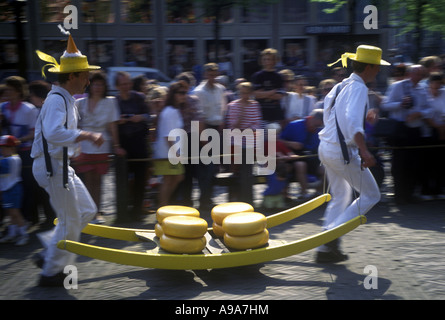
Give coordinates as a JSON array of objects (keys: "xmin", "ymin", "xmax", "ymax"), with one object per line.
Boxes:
[
  {"xmin": 48, "ymin": 65, "xmax": 101, "ymax": 73},
  {"xmin": 349, "ymin": 55, "xmax": 391, "ymax": 66}
]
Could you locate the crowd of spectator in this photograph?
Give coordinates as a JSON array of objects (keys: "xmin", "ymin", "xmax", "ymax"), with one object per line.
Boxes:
[{"xmin": 0, "ymin": 48, "xmax": 445, "ymax": 246}]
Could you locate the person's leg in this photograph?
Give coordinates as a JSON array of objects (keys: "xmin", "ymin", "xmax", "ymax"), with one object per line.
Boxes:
[
  {"xmin": 294, "ymin": 161, "xmax": 308, "ymax": 196},
  {"xmin": 41, "ymin": 165, "xmax": 96, "ymax": 277},
  {"xmin": 328, "ymin": 163, "xmax": 380, "ymax": 229},
  {"xmin": 158, "ymin": 174, "xmax": 184, "ymax": 207}
]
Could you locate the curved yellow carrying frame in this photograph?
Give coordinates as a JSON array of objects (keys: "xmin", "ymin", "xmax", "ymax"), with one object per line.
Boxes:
[
  {"xmin": 56, "ymin": 193, "xmax": 366, "ymax": 270},
  {"xmin": 75, "ymin": 193, "xmax": 332, "ymax": 242}
]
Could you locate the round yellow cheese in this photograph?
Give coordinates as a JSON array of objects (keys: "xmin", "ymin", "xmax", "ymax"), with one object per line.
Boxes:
[
  {"xmin": 159, "ymin": 234, "xmax": 206, "ymax": 254},
  {"xmin": 156, "ymin": 205, "xmax": 200, "ymax": 223},
  {"xmin": 224, "ymin": 229, "xmax": 269, "ymax": 250},
  {"xmin": 211, "ymin": 202, "xmax": 254, "ymax": 225},
  {"xmin": 212, "ymin": 222, "xmax": 224, "ymax": 238},
  {"xmin": 222, "ymin": 212, "xmax": 267, "ymax": 236},
  {"xmin": 162, "ymin": 216, "xmax": 208, "ymax": 239},
  {"xmin": 155, "ymin": 223, "xmax": 163, "ymax": 238}
]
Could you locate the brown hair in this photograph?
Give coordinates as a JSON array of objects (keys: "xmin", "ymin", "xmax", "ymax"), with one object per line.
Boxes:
[
  {"xmin": 88, "ymin": 71, "xmax": 109, "ymax": 98},
  {"xmin": 164, "ymin": 82, "xmax": 187, "ymax": 109},
  {"xmin": 4, "ymin": 76, "xmax": 28, "ymax": 99}
]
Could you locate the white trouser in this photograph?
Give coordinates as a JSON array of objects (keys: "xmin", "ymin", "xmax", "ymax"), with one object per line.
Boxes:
[
  {"xmin": 318, "ymin": 141, "xmax": 381, "ymax": 231},
  {"xmin": 33, "ymin": 157, "xmax": 97, "ymax": 276}
]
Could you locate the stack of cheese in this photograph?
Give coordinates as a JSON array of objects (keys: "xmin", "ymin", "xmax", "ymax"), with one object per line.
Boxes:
[
  {"xmin": 155, "ymin": 206, "xmax": 208, "ymax": 254},
  {"xmin": 211, "ymin": 202, "xmax": 269, "ymax": 250},
  {"xmin": 222, "ymin": 212, "xmax": 269, "ymax": 250},
  {"xmin": 211, "ymin": 202, "xmax": 254, "ymax": 238}
]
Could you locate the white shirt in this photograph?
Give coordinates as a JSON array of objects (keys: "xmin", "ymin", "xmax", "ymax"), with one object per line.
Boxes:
[
  {"xmin": 319, "ymin": 73, "xmax": 368, "ymax": 147},
  {"xmin": 0, "ymin": 101, "xmax": 38, "ymax": 150},
  {"xmin": 428, "ymin": 88, "xmax": 445, "ymax": 126},
  {"xmin": 193, "ymin": 81, "xmax": 226, "ymax": 126},
  {"xmin": 154, "ymin": 106, "xmax": 184, "ymax": 159},
  {"xmin": 31, "ymin": 85, "xmax": 82, "ymax": 160},
  {"xmin": 76, "ymin": 96, "xmax": 120, "ymax": 154},
  {"xmin": 381, "ymin": 79, "xmax": 431, "ymax": 128},
  {"xmin": 283, "ymin": 92, "xmax": 316, "ymax": 119}
]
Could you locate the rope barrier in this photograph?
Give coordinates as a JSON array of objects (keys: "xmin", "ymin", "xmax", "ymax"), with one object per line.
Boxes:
[{"xmin": 21, "ymin": 142, "xmax": 445, "ymax": 169}]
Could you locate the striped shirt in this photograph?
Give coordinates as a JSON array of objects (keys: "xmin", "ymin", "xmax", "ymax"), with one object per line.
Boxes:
[{"xmin": 226, "ymin": 99, "xmax": 262, "ymax": 148}]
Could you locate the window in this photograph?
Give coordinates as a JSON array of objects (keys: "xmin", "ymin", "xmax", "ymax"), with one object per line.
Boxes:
[
  {"xmin": 0, "ymin": 0, "xmax": 25, "ymax": 23},
  {"xmin": 282, "ymin": 39, "xmax": 308, "ymax": 72},
  {"xmin": 124, "ymin": 40, "xmax": 154, "ymax": 67},
  {"xmin": 241, "ymin": 39, "xmax": 269, "ymax": 79},
  {"xmin": 0, "ymin": 40, "xmax": 18, "ymax": 69},
  {"xmin": 166, "ymin": 0, "xmax": 196, "ymax": 23},
  {"xmin": 282, "ymin": 0, "xmax": 308, "ymax": 23},
  {"xmin": 121, "ymin": 0, "xmax": 152, "ymax": 23},
  {"xmin": 41, "ymin": 39, "xmax": 67, "ymax": 61},
  {"xmin": 81, "ymin": 0, "xmax": 115, "ymax": 24},
  {"xmin": 167, "ymin": 40, "xmax": 196, "ymax": 78},
  {"xmin": 241, "ymin": 5, "xmax": 271, "ymax": 23},
  {"xmin": 40, "ymin": 0, "xmax": 73, "ymax": 23},
  {"xmin": 86, "ymin": 40, "xmax": 115, "ymax": 68},
  {"xmin": 205, "ymin": 39, "xmax": 233, "ymax": 78},
  {"xmin": 203, "ymin": 6, "xmax": 233, "ymax": 24}
]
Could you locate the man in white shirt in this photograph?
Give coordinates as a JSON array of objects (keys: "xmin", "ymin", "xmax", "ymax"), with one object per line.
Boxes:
[
  {"xmin": 32, "ymin": 33, "xmax": 104, "ymax": 286},
  {"xmin": 193, "ymin": 63, "xmax": 226, "ymax": 129},
  {"xmin": 316, "ymin": 45, "xmax": 390, "ymax": 263},
  {"xmin": 193, "ymin": 63, "xmax": 227, "ymax": 211}
]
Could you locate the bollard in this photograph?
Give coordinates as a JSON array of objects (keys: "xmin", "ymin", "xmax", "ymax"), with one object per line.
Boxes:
[{"xmin": 114, "ymin": 154, "xmax": 128, "ymax": 221}]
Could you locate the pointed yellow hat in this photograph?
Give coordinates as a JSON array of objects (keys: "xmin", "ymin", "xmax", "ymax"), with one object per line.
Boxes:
[
  {"xmin": 36, "ymin": 27, "xmax": 100, "ymax": 77},
  {"xmin": 328, "ymin": 45, "xmax": 390, "ymax": 68}
]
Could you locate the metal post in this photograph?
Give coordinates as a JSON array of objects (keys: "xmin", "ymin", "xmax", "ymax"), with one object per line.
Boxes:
[{"xmin": 114, "ymin": 154, "xmax": 128, "ymax": 222}]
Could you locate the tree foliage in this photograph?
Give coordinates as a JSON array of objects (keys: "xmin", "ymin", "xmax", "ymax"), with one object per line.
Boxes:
[{"xmin": 311, "ymin": 0, "xmax": 445, "ymax": 36}]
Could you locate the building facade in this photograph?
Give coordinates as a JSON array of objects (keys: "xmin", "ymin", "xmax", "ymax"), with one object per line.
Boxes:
[{"xmin": 0, "ymin": 0, "xmax": 389, "ymax": 85}]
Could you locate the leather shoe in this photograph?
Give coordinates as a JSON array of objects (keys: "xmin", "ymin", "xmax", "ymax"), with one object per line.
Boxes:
[
  {"xmin": 315, "ymin": 250, "xmax": 349, "ymax": 263},
  {"xmin": 38, "ymin": 272, "xmax": 66, "ymax": 287}
]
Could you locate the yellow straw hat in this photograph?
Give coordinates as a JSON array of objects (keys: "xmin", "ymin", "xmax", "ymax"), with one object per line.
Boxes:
[
  {"xmin": 36, "ymin": 26, "xmax": 100, "ymax": 77},
  {"xmin": 328, "ymin": 45, "xmax": 390, "ymax": 68}
]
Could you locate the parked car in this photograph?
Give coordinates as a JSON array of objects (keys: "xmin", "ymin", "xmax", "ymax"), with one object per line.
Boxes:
[{"xmin": 107, "ymin": 66, "xmax": 172, "ymax": 94}]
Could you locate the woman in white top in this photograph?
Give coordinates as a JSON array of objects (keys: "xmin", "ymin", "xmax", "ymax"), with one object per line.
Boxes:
[
  {"xmin": 75, "ymin": 72, "xmax": 126, "ymax": 223},
  {"xmin": 153, "ymin": 82, "xmax": 186, "ymax": 207}
]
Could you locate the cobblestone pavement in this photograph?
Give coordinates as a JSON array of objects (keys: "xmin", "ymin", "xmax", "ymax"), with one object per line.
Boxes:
[{"xmin": 1, "ymin": 168, "xmax": 445, "ymax": 301}]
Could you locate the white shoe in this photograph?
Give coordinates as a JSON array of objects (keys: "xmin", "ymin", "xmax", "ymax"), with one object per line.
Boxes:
[{"xmin": 91, "ymin": 217, "xmax": 106, "ymax": 224}]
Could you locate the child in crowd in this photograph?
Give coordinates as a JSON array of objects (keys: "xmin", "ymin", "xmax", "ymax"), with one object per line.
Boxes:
[
  {"xmin": 261, "ymin": 123, "xmax": 293, "ymax": 210},
  {"xmin": 262, "ymin": 161, "xmax": 289, "ymax": 210},
  {"xmin": 0, "ymin": 135, "xmax": 28, "ymax": 246}
]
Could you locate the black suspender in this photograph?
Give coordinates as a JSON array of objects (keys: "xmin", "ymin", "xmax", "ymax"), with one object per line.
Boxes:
[
  {"xmin": 330, "ymin": 84, "xmax": 368, "ymax": 165},
  {"xmin": 42, "ymin": 92, "xmax": 69, "ymax": 189}
]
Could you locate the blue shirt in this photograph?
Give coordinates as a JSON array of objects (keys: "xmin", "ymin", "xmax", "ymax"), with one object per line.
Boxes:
[{"xmin": 280, "ymin": 118, "xmax": 321, "ymax": 152}]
